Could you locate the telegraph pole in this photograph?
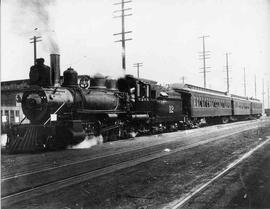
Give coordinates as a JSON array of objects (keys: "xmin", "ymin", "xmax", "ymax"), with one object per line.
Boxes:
[
  {"xmin": 225, "ymin": 52, "xmax": 231, "ymax": 93},
  {"xmin": 181, "ymin": 76, "xmax": 185, "ymax": 84},
  {"xmin": 254, "ymin": 75, "xmax": 257, "ymax": 98},
  {"xmin": 113, "ymin": 0, "xmax": 132, "ymax": 74},
  {"xmin": 133, "ymin": 62, "xmax": 143, "ymax": 78},
  {"xmin": 30, "ymin": 36, "xmax": 42, "ymax": 64},
  {"xmin": 199, "ymin": 35, "xmax": 210, "ymax": 88},
  {"xmin": 262, "ymin": 79, "xmax": 265, "ymax": 110},
  {"xmin": 243, "ymin": 68, "xmax": 247, "ymax": 96},
  {"xmin": 267, "ymin": 81, "xmax": 269, "ymax": 108}
]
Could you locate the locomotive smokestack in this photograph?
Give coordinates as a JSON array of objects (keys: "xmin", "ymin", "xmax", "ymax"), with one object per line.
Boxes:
[{"xmin": 50, "ymin": 54, "xmax": 60, "ymax": 87}]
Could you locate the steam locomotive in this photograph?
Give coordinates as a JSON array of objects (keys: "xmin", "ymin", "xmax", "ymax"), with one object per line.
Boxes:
[{"xmin": 6, "ymin": 54, "xmax": 262, "ymax": 153}]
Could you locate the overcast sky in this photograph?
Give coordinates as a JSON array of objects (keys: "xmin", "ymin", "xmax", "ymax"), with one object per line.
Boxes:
[{"xmin": 1, "ymin": 0, "xmax": 270, "ymax": 103}]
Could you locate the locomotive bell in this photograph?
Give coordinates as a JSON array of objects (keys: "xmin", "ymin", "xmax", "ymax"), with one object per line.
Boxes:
[
  {"xmin": 90, "ymin": 73, "xmax": 106, "ymax": 89},
  {"xmin": 63, "ymin": 67, "xmax": 78, "ymax": 87}
]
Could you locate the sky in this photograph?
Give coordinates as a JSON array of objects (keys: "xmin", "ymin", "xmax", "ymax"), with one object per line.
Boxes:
[{"xmin": 1, "ymin": 0, "xmax": 270, "ymax": 105}]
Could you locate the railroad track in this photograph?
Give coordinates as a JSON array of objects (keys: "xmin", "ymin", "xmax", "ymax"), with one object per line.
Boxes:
[
  {"xmin": 2, "ymin": 118, "xmax": 270, "ymax": 207},
  {"xmin": 163, "ymin": 136, "xmax": 270, "ymax": 209},
  {"xmin": 2, "ymin": 118, "xmax": 267, "ymax": 178}
]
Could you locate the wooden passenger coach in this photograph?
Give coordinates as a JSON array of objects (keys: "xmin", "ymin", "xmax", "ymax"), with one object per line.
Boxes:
[
  {"xmin": 170, "ymin": 83, "xmax": 262, "ymax": 124},
  {"xmin": 231, "ymin": 95, "xmax": 251, "ymax": 116},
  {"xmin": 171, "ymin": 83, "xmax": 232, "ymax": 123}
]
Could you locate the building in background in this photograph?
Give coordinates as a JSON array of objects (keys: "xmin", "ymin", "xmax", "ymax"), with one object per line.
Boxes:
[{"xmin": 1, "ymin": 79, "xmax": 29, "ymax": 133}]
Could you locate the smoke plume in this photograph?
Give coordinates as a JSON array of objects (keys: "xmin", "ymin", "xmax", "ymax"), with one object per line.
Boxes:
[{"xmin": 12, "ymin": 0, "xmax": 59, "ymax": 53}]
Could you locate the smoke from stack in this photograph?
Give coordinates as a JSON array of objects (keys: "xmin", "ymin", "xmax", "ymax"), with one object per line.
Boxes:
[{"xmin": 13, "ymin": 0, "xmax": 59, "ymax": 54}]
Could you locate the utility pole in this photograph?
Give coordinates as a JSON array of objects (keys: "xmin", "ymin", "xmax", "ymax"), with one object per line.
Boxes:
[
  {"xmin": 243, "ymin": 68, "xmax": 247, "ymax": 96},
  {"xmin": 181, "ymin": 76, "xmax": 185, "ymax": 84},
  {"xmin": 30, "ymin": 35, "xmax": 42, "ymax": 65},
  {"xmin": 133, "ymin": 62, "xmax": 143, "ymax": 78},
  {"xmin": 262, "ymin": 79, "xmax": 266, "ymax": 111},
  {"xmin": 267, "ymin": 81, "xmax": 270, "ymax": 108},
  {"xmin": 199, "ymin": 35, "xmax": 211, "ymax": 88},
  {"xmin": 254, "ymin": 75, "xmax": 257, "ymax": 98},
  {"xmin": 262, "ymin": 79, "xmax": 265, "ymax": 110},
  {"xmin": 113, "ymin": 0, "xmax": 132, "ymax": 74},
  {"xmin": 225, "ymin": 52, "xmax": 231, "ymax": 93}
]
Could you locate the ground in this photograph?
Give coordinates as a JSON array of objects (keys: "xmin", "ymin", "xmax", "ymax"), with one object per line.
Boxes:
[{"xmin": 3, "ymin": 125, "xmax": 270, "ymax": 209}]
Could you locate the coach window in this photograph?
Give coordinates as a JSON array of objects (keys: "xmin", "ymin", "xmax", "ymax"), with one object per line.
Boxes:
[
  {"xmin": 202, "ymin": 97, "xmax": 205, "ymax": 107},
  {"xmin": 140, "ymin": 84, "xmax": 147, "ymax": 98},
  {"xmin": 146, "ymin": 85, "xmax": 150, "ymax": 98},
  {"xmin": 221, "ymin": 101, "xmax": 225, "ymax": 108},
  {"xmin": 201, "ymin": 97, "xmax": 203, "ymax": 107},
  {"xmin": 136, "ymin": 83, "xmax": 140, "ymax": 97}
]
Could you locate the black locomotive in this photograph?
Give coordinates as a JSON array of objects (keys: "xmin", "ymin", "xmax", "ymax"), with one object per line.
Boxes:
[
  {"xmin": 6, "ymin": 54, "xmax": 185, "ymax": 153},
  {"xmin": 6, "ymin": 54, "xmax": 262, "ymax": 153}
]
